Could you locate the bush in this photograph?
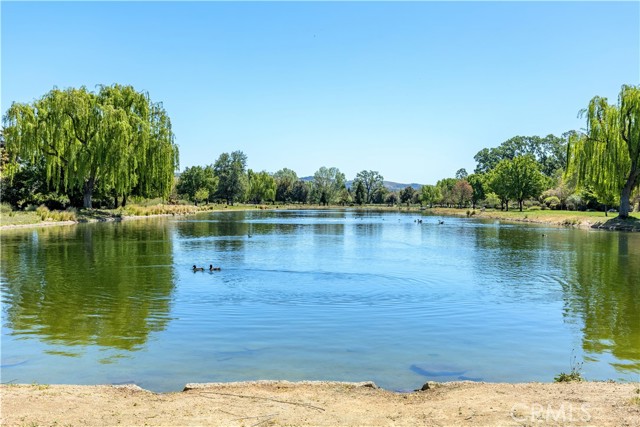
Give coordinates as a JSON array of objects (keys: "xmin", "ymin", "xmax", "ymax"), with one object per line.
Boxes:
[
  {"xmin": 527, "ymin": 206, "xmax": 541, "ymax": 211},
  {"xmin": 0, "ymin": 202, "xmax": 13, "ymax": 214},
  {"xmin": 36, "ymin": 205, "xmax": 50, "ymax": 220},
  {"xmin": 544, "ymin": 196, "xmax": 561, "ymax": 210},
  {"xmin": 566, "ymin": 194, "xmax": 583, "ymax": 211},
  {"xmin": 482, "ymin": 193, "xmax": 501, "ymax": 209}
]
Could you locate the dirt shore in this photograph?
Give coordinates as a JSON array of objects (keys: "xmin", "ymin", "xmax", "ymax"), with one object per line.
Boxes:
[{"xmin": 2, "ymin": 381, "xmax": 639, "ymax": 426}]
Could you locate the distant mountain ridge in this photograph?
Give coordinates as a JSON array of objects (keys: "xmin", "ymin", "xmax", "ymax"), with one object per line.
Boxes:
[{"xmin": 300, "ymin": 176, "xmax": 422, "ymax": 191}]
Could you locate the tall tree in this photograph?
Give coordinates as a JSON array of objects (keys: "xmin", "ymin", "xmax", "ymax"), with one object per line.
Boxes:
[
  {"xmin": 506, "ymin": 155, "xmax": 546, "ymax": 211},
  {"xmin": 354, "ymin": 180, "xmax": 366, "ymax": 205},
  {"xmin": 467, "ymin": 173, "xmax": 486, "ymax": 209},
  {"xmin": 213, "ymin": 151, "xmax": 247, "ymax": 205},
  {"xmin": 420, "ymin": 184, "xmax": 440, "ymax": 208},
  {"xmin": 452, "ymin": 179, "xmax": 473, "ymax": 208},
  {"xmin": 568, "ymin": 85, "xmax": 640, "ymax": 218},
  {"xmin": 247, "ymin": 170, "xmax": 276, "ymax": 204},
  {"xmin": 487, "ymin": 161, "xmax": 511, "ymax": 211},
  {"xmin": 399, "ymin": 186, "xmax": 416, "ymax": 206},
  {"xmin": 291, "ymin": 180, "xmax": 310, "ymax": 204},
  {"xmin": 488, "ymin": 156, "xmax": 545, "ymax": 211},
  {"xmin": 177, "ymin": 165, "xmax": 217, "ymax": 203},
  {"xmin": 436, "ymin": 178, "xmax": 457, "ymax": 207},
  {"xmin": 354, "ymin": 170, "xmax": 384, "ymax": 204},
  {"xmin": 312, "ymin": 166, "xmax": 345, "ymax": 205},
  {"xmin": 273, "ymin": 168, "xmax": 298, "ymax": 203},
  {"xmin": 455, "ymin": 168, "xmax": 468, "ymax": 180},
  {"xmin": 3, "ymin": 85, "xmax": 178, "ymax": 208},
  {"xmin": 474, "ymin": 134, "xmax": 567, "ymax": 177}
]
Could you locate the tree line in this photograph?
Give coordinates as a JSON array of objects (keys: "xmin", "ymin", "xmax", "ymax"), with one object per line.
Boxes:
[{"xmin": 2, "ymin": 84, "xmax": 638, "ymax": 218}]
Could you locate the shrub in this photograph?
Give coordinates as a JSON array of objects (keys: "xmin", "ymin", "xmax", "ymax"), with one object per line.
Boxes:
[
  {"xmin": 527, "ymin": 206, "xmax": 541, "ymax": 211},
  {"xmin": 544, "ymin": 196, "xmax": 561, "ymax": 210},
  {"xmin": 566, "ymin": 194, "xmax": 583, "ymax": 211},
  {"xmin": 0, "ymin": 202, "xmax": 13, "ymax": 214},
  {"xmin": 36, "ymin": 205, "xmax": 50, "ymax": 220},
  {"xmin": 482, "ymin": 193, "xmax": 501, "ymax": 209}
]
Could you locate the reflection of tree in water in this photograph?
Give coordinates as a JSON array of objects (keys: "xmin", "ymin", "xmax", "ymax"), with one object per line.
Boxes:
[
  {"xmin": 1, "ymin": 222, "xmax": 175, "ymax": 351},
  {"xmin": 563, "ymin": 233, "xmax": 640, "ymax": 373},
  {"xmin": 470, "ymin": 224, "xmax": 639, "ymax": 374}
]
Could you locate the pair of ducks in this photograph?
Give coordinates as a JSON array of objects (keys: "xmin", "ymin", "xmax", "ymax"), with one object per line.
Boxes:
[{"xmin": 193, "ymin": 264, "xmax": 221, "ymax": 272}]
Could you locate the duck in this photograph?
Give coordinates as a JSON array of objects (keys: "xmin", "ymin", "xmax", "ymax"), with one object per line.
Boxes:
[
  {"xmin": 209, "ymin": 264, "xmax": 221, "ymax": 271},
  {"xmin": 438, "ymin": 220, "xmax": 445, "ymax": 225},
  {"xmin": 193, "ymin": 265, "xmax": 205, "ymax": 272}
]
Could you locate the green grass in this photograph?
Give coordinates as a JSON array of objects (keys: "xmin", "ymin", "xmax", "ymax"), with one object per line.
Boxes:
[
  {"xmin": 429, "ymin": 207, "xmax": 640, "ymax": 230},
  {"xmin": 0, "ymin": 211, "xmax": 43, "ymax": 227}
]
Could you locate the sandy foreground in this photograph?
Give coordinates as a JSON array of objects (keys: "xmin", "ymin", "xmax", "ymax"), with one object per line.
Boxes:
[{"xmin": 2, "ymin": 381, "xmax": 639, "ymax": 426}]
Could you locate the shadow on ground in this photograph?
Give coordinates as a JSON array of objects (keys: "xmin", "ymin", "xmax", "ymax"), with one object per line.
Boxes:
[{"xmin": 592, "ymin": 216, "xmax": 640, "ymax": 232}]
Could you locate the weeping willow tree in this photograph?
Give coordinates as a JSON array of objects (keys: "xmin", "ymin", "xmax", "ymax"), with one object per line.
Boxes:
[
  {"xmin": 3, "ymin": 85, "xmax": 179, "ymax": 208},
  {"xmin": 568, "ymin": 85, "xmax": 640, "ymax": 218}
]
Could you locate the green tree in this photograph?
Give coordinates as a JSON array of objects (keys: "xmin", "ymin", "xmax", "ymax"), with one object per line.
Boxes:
[
  {"xmin": 467, "ymin": 173, "xmax": 486, "ymax": 209},
  {"xmin": 568, "ymin": 85, "xmax": 640, "ymax": 218},
  {"xmin": 213, "ymin": 151, "xmax": 247, "ymax": 205},
  {"xmin": 182, "ymin": 165, "xmax": 217, "ymax": 203},
  {"xmin": 399, "ymin": 186, "xmax": 416, "ymax": 206},
  {"xmin": 291, "ymin": 180, "xmax": 310, "ymax": 204},
  {"xmin": 385, "ymin": 192, "xmax": 399, "ymax": 206},
  {"xmin": 3, "ymin": 85, "xmax": 178, "ymax": 208},
  {"xmin": 354, "ymin": 180, "xmax": 366, "ymax": 205},
  {"xmin": 194, "ymin": 188, "xmax": 209, "ymax": 206},
  {"xmin": 455, "ymin": 168, "xmax": 468, "ymax": 180},
  {"xmin": 354, "ymin": 170, "xmax": 384, "ymax": 204},
  {"xmin": 274, "ymin": 168, "xmax": 298, "ymax": 203},
  {"xmin": 247, "ymin": 169, "xmax": 276, "ymax": 204},
  {"xmin": 436, "ymin": 178, "xmax": 457, "ymax": 206},
  {"xmin": 419, "ymin": 184, "xmax": 440, "ymax": 208},
  {"xmin": 488, "ymin": 156, "xmax": 545, "ymax": 211},
  {"xmin": 487, "ymin": 162, "xmax": 512, "ymax": 211},
  {"xmin": 474, "ymin": 134, "xmax": 567, "ymax": 177},
  {"xmin": 507, "ymin": 155, "xmax": 546, "ymax": 211},
  {"xmin": 311, "ymin": 167, "xmax": 345, "ymax": 205}
]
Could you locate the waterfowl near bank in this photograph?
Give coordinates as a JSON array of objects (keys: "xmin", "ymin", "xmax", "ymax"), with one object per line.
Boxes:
[{"xmin": 192, "ymin": 265, "xmax": 205, "ymax": 272}]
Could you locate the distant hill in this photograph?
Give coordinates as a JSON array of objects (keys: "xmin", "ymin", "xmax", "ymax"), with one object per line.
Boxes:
[{"xmin": 300, "ymin": 176, "xmax": 421, "ymax": 192}]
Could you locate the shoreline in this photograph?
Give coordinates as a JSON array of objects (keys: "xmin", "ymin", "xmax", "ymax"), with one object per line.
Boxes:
[
  {"xmin": 2, "ymin": 380, "xmax": 638, "ymax": 426},
  {"xmin": 2, "ymin": 204, "xmax": 639, "ymax": 232}
]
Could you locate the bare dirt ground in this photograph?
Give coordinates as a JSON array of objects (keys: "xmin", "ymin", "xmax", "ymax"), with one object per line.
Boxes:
[{"xmin": 2, "ymin": 380, "xmax": 639, "ymax": 426}]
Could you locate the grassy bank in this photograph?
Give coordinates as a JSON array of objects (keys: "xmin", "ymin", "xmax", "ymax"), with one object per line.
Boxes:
[
  {"xmin": 0, "ymin": 202, "xmax": 309, "ymax": 228},
  {"xmin": 428, "ymin": 207, "xmax": 640, "ymax": 231},
  {"xmin": 2, "ymin": 203, "xmax": 640, "ymax": 231}
]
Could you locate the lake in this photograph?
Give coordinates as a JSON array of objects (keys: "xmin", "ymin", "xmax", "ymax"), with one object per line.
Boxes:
[{"xmin": 1, "ymin": 209, "xmax": 638, "ymax": 391}]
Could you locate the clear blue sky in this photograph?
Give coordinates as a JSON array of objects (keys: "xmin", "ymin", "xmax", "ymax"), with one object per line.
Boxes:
[{"xmin": 2, "ymin": 1, "xmax": 638, "ymax": 185}]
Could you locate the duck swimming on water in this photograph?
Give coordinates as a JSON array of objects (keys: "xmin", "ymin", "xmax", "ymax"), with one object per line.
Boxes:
[
  {"xmin": 193, "ymin": 265, "xmax": 205, "ymax": 272},
  {"xmin": 209, "ymin": 264, "xmax": 221, "ymax": 271}
]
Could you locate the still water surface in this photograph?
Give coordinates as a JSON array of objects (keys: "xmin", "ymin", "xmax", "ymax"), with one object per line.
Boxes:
[{"xmin": 1, "ymin": 210, "xmax": 638, "ymax": 391}]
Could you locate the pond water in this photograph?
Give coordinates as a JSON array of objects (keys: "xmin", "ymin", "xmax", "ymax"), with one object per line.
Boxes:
[{"xmin": 1, "ymin": 209, "xmax": 638, "ymax": 391}]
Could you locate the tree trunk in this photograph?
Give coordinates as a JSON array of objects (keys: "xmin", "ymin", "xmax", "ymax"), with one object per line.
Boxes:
[
  {"xmin": 619, "ymin": 183, "xmax": 633, "ymax": 219},
  {"xmin": 519, "ymin": 200, "xmax": 523, "ymax": 212},
  {"xmin": 114, "ymin": 195, "xmax": 119, "ymax": 209},
  {"xmin": 83, "ymin": 178, "xmax": 95, "ymax": 209},
  {"xmin": 122, "ymin": 194, "xmax": 127, "ymax": 207},
  {"xmin": 619, "ymin": 164, "xmax": 640, "ymax": 219}
]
